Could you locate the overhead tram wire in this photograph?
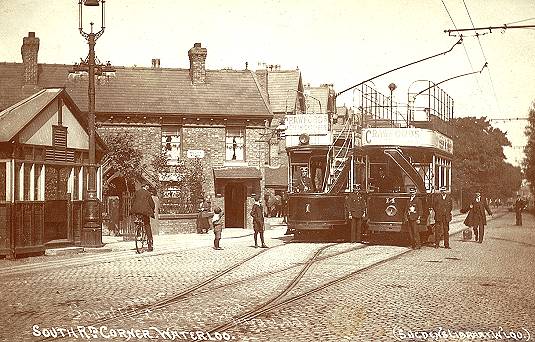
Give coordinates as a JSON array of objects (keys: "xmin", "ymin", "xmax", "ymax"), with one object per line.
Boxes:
[
  {"xmin": 440, "ymin": 0, "xmax": 485, "ymax": 102},
  {"xmin": 462, "ymin": 0, "xmax": 501, "ymax": 116}
]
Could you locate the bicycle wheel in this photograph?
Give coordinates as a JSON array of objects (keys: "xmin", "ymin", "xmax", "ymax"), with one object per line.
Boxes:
[{"xmin": 134, "ymin": 219, "xmax": 148, "ymax": 254}]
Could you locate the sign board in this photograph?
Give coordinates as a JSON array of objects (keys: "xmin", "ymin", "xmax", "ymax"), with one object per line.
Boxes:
[
  {"xmin": 187, "ymin": 149, "xmax": 205, "ymax": 158},
  {"xmin": 285, "ymin": 114, "xmax": 330, "ymax": 136},
  {"xmin": 361, "ymin": 128, "xmax": 453, "ymax": 154}
]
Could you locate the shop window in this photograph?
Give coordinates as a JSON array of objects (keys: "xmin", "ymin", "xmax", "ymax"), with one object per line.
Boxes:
[
  {"xmin": 226, "ymin": 127, "xmax": 245, "ymax": 161},
  {"xmin": 162, "ymin": 126, "xmax": 181, "ymax": 166}
]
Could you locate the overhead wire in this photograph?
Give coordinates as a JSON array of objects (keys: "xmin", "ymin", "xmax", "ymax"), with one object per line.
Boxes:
[
  {"xmin": 506, "ymin": 17, "xmax": 535, "ymax": 25},
  {"xmin": 440, "ymin": 0, "xmax": 484, "ymax": 114},
  {"xmin": 462, "ymin": 0, "xmax": 501, "ymax": 116}
]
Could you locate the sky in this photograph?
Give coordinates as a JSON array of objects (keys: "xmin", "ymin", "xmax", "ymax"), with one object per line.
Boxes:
[{"xmin": 1, "ymin": 0, "xmax": 534, "ymax": 166}]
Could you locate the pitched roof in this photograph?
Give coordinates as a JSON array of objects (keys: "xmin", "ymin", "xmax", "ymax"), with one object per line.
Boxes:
[
  {"xmin": 0, "ymin": 63, "xmax": 272, "ymax": 118},
  {"xmin": 0, "ymin": 88, "xmax": 61, "ymax": 142},
  {"xmin": 267, "ymin": 70, "xmax": 303, "ymax": 114},
  {"xmin": 306, "ymin": 86, "xmax": 331, "ymax": 114},
  {"xmin": 0, "ymin": 87, "xmax": 106, "ymax": 151}
]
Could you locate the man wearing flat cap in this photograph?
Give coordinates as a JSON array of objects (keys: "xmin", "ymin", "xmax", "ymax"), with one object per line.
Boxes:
[
  {"xmin": 433, "ymin": 186, "xmax": 453, "ymax": 249},
  {"xmin": 404, "ymin": 187, "xmax": 422, "ymax": 249}
]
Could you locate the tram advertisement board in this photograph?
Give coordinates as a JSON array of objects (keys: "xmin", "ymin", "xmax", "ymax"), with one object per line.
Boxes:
[
  {"xmin": 362, "ymin": 128, "xmax": 453, "ymax": 154},
  {"xmin": 285, "ymin": 114, "xmax": 329, "ymax": 135},
  {"xmin": 285, "ymin": 113, "xmax": 331, "ymax": 146}
]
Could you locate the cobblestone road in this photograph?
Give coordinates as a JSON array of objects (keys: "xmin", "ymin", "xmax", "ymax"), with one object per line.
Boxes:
[{"xmin": 1, "ymin": 210, "xmax": 533, "ymax": 342}]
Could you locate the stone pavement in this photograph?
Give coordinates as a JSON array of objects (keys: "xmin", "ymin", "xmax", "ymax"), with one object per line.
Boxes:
[
  {"xmin": 0, "ymin": 217, "xmax": 288, "ymax": 270},
  {"xmin": 229, "ymin": 210, "xmax": 535, "ymax": 341},
  {"xmin": 2, "ymin": 209, "xmax": 529, "ymax": 342}
]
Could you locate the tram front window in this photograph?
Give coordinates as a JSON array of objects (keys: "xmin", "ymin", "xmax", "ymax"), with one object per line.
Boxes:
[{"xmin": 369, "ymin": 165, "xmax": 404, "ymax": 193}]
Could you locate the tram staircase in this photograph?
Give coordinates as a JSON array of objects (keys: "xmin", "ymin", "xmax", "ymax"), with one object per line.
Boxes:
[{"xmin": 323, "ymin": 117, "xmax": 354, "ymax": 194}]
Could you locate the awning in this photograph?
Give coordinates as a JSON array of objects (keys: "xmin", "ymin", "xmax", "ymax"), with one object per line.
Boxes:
[
  {"xmin": 264, "ymin": 166, "xmax": 288, "ymax": 188},
  {"xmin": 213, "ymin": 167, "xmax": 262, "ymax": 180}
]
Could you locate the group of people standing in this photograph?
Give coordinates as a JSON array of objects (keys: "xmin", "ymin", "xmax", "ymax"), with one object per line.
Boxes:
[
  {"xmin": 404, "ymin": 187, "xmax": 494, "ymax": 249},
  {"xmin": 194, "ymin": 194, "xmax": 268, "ymax": 250}
]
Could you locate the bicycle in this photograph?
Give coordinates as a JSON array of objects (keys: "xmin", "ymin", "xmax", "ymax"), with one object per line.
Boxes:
[{"xmin": 133, "ymin": 214, "xmax": 149, "ymax": 254}]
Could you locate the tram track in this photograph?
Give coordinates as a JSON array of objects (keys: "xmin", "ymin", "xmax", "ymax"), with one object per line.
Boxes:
[
  {"xmin": 37, "ymin": 244, "xmax": 283, "ymax": 341},
  {"xmin": 205, "ymin": 212, "xmax": 510, "ymax": 334},
  {"xmin": 208, "ymin": 245, "xmax": 409, "ymax": 334},
  {"xmin": 38, "ymin": 242, "xmax": 366, "ymax": 341}
]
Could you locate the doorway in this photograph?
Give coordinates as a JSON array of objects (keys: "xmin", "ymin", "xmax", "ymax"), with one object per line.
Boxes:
[{"xmin": 224, "ymin": 182, "xmax": 246, "ymax": 228}]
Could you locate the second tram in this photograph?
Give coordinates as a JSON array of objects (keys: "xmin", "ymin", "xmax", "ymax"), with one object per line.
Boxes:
[{"xmin": 285, "ymin": 82, "xmax": 454, "ymax": 242}]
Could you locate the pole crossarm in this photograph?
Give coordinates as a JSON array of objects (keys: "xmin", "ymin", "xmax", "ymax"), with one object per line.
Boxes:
[
  {"xmin": 444, "ymin": 24, "xmax": 535, "ymax": 35},
  {"xmin": 336, "ymin": 38, "xmax": 463, "ymax": 98}
]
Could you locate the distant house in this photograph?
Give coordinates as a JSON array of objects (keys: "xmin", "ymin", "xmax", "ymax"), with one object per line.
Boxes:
[
  {"xmin": 304, "ymin": 83, "xmax": 336, "ymax": 115},
  {"xmin": 253, "ymin": 68, "xmax": 306, "ymax": 195},
  {"xmin": 0, "ymin": 33, "xmax": 274, "ymax": 232}
]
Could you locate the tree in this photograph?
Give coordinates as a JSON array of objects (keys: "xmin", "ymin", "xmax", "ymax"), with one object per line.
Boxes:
[
  {"xmin": 451, "ymin": 117, "xmax": 521, "ymax": 202},
  {"xmin": 524, "ymin": 101, "xmax": 535, "ymax": 194},
  {"xmin": 102, "ymin": 132, "xmax": 145, "ymax": 196}
]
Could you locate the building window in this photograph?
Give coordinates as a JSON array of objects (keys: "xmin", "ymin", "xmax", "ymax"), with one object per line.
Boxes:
[
  {"xmin": 225, "ymin": 127, "xmax": 245, "ymax": 161},
  {"xmin": 162, "ymin": 126, "xmax": 181, "ymax": 166}
]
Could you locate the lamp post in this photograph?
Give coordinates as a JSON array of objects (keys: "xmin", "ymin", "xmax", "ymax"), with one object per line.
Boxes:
[
  {"xmin": 74, "ymin": 0, "xmax": 112, "ymax": 247},
  {"xmin": 388, "ymin": 83, "xmax": 396, "ymax": 125}
]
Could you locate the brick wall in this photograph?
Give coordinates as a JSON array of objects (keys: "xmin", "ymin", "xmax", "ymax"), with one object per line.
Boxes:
[
  {"xmin": 158, "ymin": 214, "xmax": 197, "ymax": 234},
  {"xmin": 182, "ymin": 125, "xmax": 225, "ymax": 197},
  {"xmin": 99, "ymin": 122, "xmax": 270, "ymax": 233}
]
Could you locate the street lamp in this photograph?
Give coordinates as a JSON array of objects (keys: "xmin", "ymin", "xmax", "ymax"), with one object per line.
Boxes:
[
  {"xmin": 72, "ymin": 0, "xmax": 114, "ymax": 247},
  {"xmin": 388, "ymin": 83, "xmax": 396, "ymax": 124}
]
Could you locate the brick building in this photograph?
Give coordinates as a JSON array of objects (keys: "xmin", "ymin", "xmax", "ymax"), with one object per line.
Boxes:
[{"xmin": 0, "ymin": 33, "xmax": 274, "ymax": 233}]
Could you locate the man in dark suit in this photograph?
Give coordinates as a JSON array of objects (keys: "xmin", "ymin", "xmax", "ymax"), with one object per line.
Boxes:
[
  {"xmin": 464, "ymin": 191, "xmax": 493, "ymax": 243},
  {"xmin": 346, "ymin": 184, "xmax": 366, "ymax": 242},
  {"xmin": 251, "ymin": 194, "xmax": 268, "ymax": 248},
  {"xmin": 131, "ymin": 182, "xmax": 155, "ymax": 251},
  {"xmin": 514, "ymin": 194, "xmax": 526, "ymax": 226},
  {"xmin": 404, "ymin": 187, "xmax": 423, "ymax": 249},
  {"xmin": 433, "ymin": 186, "xmax": 453, "ymax": 249}
]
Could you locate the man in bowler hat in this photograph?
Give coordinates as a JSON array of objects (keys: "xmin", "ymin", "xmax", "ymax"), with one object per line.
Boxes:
[
  {"xmin": 433, "ymin": 186, "xmax": 453, "ymax": 249},
  {"xmin": 462, "ymin": 191, "xmax": 492, "ymax": 243}
]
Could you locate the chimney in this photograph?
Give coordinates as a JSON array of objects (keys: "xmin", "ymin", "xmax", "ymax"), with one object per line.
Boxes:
[
  {"xmin": 255, "ymin": 69, "xmax": 268, "ymax": 96},
  {"xmin": 188, "ymin": 43, "xmax": 207, "ymax": 85},
  {"xmin": 21, "ymin": 32, "xmax": 40, "ymax": 85},
  {"xmin": 151, "ymin": 58, "xmax": 160, "ymax": 68}
]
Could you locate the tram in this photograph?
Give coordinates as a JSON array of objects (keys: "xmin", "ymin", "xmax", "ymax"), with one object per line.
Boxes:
[{"xmin": 285, "ymin": 82, "xmax": 454, "ymax": 242}]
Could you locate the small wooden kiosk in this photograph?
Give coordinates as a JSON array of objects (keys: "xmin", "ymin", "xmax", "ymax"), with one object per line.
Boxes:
[{"xmin": 0, "ymin": 88, "xmax": 106, "ymax": 258}]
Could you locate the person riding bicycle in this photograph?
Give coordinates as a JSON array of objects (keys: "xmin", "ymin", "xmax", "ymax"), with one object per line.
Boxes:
[{"xmin": 131, "ymin": 181, "xmax": 155, "ymax": 251}]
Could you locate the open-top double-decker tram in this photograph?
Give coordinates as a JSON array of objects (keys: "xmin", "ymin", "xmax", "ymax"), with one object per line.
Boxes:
[{"xmin": 285, "ymin": 82, "xmax": 454, "ymax": 243}]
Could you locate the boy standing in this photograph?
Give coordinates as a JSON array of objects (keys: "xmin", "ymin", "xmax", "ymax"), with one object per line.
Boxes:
[{"xmin": 212, "ymin": 207, "xmax": 224, "ymax": 250}]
